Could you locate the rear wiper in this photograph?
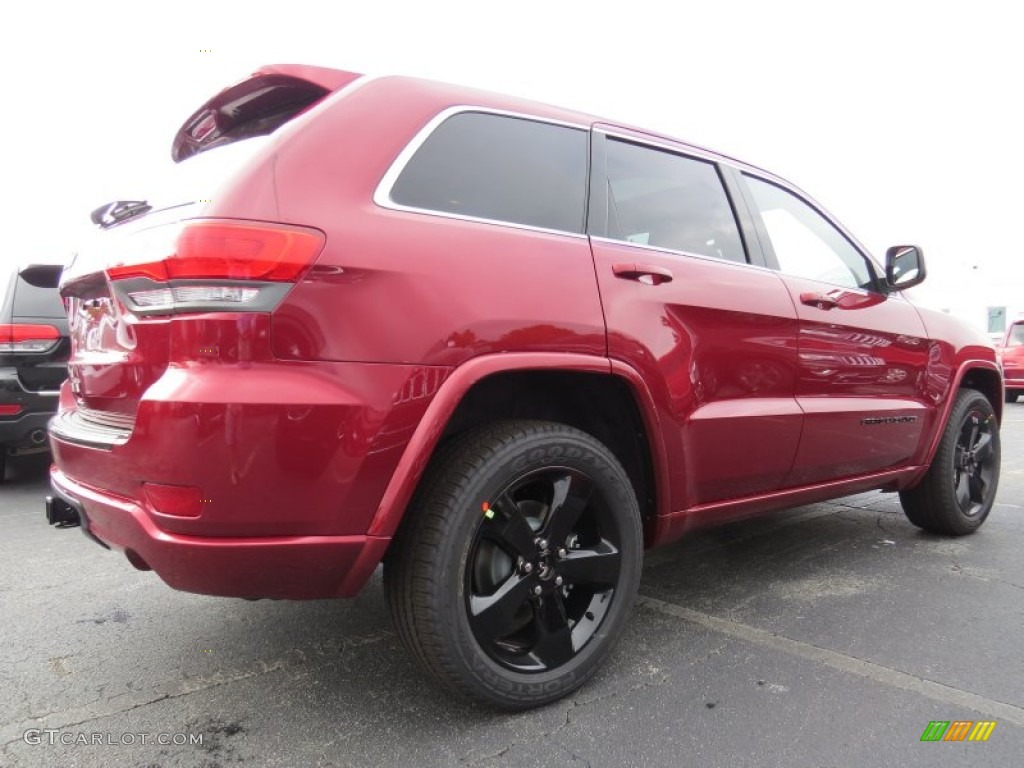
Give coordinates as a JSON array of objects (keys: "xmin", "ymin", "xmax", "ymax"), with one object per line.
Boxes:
[{"xmin": 90, "ymin": 200, "xmax": 152, "ymax": 229}]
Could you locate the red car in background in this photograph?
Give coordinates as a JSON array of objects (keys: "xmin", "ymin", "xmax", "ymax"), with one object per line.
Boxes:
[
  {"xmin": 1000, "ymin": 319, "xmax": 1024, "ymax": 402},
  {"xmin": 47, "ymin": 65, "xmax": 1003, "ymax": 709}
]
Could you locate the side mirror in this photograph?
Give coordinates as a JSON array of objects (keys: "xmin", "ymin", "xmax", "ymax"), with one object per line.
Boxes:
[{"xmin": 885, "ymin": 245, "xmax": 926, "ymax": 291}]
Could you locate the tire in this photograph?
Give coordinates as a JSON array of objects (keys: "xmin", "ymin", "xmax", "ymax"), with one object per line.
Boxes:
[
  {"xmin": 1006, "ymin": 389, "xmax": 1021, "ymax": 404},
  {"xmin": 900, "ymin": 389, "xmax": 1000, "ymax": 535},
  {"xmin": 384, "ymin": 420, "xmax": 643, "ymax": 710}
]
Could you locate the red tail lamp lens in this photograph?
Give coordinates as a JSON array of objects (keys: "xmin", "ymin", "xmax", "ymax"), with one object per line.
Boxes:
[
  {"xmin": 0, "ymin": 324, "xmax": 61, "ymax": 353},
  {"xmin": 107, "ymin": 221, "xmax": 325, "ymax": 283}
]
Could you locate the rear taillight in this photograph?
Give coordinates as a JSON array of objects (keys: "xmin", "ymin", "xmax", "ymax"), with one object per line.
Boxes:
[
  {"xmin": 105, "ymin": 219, "xmax": 325, "ymax": 316},
  {"xmin": 0, "ymin": 324, "xmax": 60, "ymax": 354}
]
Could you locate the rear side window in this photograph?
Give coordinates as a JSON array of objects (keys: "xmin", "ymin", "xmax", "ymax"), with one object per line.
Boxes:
[
  {"xmin": 389, "ymin": 112, "xmax": 588, "ymax": 234},
  {"xmin": 1008, "ymin": 324, "xmax": 1024, "ymax": 347},
  {"xmin": 604, "ymin": 139, "xmax": 746, "ymax": 263},
  {"xmin": 13, "ymin": 267, "xmax": 64, "ymax": 319}
]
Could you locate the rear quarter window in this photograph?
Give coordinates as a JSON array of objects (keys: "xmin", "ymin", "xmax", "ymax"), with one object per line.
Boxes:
[
  {"xmin": 388, "ymin": 112, "xmax": 588, "ymax": 234},
  {"xmin": 13, "ymin": 266, "xmax": 64, "ymax": 319}
]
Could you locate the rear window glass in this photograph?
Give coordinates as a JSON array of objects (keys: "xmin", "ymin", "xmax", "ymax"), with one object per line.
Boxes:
[
  {"xmin": 389, "ymin": 112, "xmax": 588, "ymax": 234},
  {"xmin": 14, "ymin": 268, "xmax": 64, "ymax": 318}
]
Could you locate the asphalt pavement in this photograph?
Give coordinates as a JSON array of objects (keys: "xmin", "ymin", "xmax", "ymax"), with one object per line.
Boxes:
[{"xmin": 2, "ymin": 404, "xmax": 1022, "ymax": 767}]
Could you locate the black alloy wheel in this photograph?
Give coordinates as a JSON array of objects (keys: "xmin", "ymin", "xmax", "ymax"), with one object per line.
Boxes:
[
  {"xmin": 900, "ymin": 388, "xmax": 1001, "ymax": 535},
  {"xmin": 385, "ymin": 420, "xmax": 642, "ymax": 710},
  {"xmin": 465, "ymin": 466, "xmax": 623, "ymax": 672},
  {"xmin": 950, "ymin": 406, "xmax": 998, "ymax": 518}
]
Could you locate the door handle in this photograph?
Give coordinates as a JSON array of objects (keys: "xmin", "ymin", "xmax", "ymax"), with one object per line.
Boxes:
[
  {"xmin": 612, "ymin": 263, "xmax": 674, "ymax": 285},
  {"xmin": 800, "ymin": 291, "xmax": 839, "ymax": 310}
]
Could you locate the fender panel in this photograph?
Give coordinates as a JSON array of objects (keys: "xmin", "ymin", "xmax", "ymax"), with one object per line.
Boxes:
[
  {"xmin": 366, "ymin": 352, "xmax": 671, "ymax": 544},
  {"xmin": 903, "ymin": 358, "xmax": 1003, "ymax": 488}
]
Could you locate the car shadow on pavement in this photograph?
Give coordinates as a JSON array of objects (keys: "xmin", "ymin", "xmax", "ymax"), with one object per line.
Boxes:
[{"xmin": 1, "ymin": 452, "xmax": 51, "ymax": 485}]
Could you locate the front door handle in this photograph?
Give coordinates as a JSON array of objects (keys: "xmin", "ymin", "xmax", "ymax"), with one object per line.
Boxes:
[
  {"xmin": 800, "ymin": 291, "xmax": 839, "ymax": 310},
  {"xmin": 612, "ymin": 263, "xmax": 674, "ymax": 285}
]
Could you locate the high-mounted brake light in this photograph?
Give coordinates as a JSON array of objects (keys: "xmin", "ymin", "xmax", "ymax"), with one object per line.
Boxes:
[
  {"xmin": 0, "ymin": 324, "xmax": 61, "ymax": 354},
  {"xmin": 104, "ymin": 220, "xmax": 325, "ymax": 316}
]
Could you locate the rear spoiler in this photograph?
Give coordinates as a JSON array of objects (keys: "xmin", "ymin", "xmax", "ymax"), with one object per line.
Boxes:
[{"xmin": 171, "ymin": 64, "xmax": 362, "ymax": 163}]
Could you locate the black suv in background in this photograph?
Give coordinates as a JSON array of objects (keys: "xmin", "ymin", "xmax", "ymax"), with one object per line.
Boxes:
[{"xmin": 1, "ymin": 263, "xmax": 68, "ymax": 480}]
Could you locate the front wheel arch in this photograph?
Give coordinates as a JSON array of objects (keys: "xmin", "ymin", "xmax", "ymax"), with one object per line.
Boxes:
[{"xmin": 900, "ymin": 387, "xmax": 1001, "ymax": 535}]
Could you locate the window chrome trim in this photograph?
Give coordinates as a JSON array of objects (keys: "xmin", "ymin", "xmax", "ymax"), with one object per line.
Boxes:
[
  {"xmin": 736, "ymin": 168, "xmax": 886, "ymax": 280},
  {"xmin": 597, "ymin": 127, "xmax": 887, "ymax": 282},
  {"xmin": 373, "ymin": 106, "xmax": 590, "ymax": 239},
  {"xmin": 595, "ymin": 127, "xmax": 727, "ymax": 167},
  {"xmin": 589, "ymin": 235, "xmax": 776, "ymax": 273}
]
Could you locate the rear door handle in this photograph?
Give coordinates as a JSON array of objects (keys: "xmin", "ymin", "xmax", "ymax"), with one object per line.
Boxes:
[
  {"xmin": 800, "ymin": 291, "xmax": 839, "ymax": 310},
  {"xmin": 612, "ymin": 263, "xmax": 674, "ymax": 285}
]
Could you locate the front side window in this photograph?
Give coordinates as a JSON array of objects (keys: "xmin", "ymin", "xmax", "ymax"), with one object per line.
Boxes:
[
  {"xmin": 389, "ymin": 112, "xmax": 588, "ymax": 234},
  {"xmin": 745, "ymin": 175, "xmax": 876, "ymax": 290},
  {"xmin": 604, "ymin": 139, "xmax": 746, "ymax": 263}
]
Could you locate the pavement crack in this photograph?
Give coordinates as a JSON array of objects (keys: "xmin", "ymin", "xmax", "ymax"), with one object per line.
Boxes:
[
  {"xmin": 462, "ymin": 743, "xmax": 511, "ymax": 765},
  {"xmin": 1, "ymin": 628, "xmax": 396, "ymax": 747},
  {"xmin": 458, "ymin": 675, "xmax": 667, "ymax": 765}
]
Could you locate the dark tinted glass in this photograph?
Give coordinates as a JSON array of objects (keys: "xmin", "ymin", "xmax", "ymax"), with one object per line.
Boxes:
[
  {"xmin": 605, "ymin": 139, "xmax": 746, "ymax": 263},
  {"xmin": 390, "ymin": 112, "xmax": 588, "ymax": 234},
  {"xmin": 14, "ymin": 271, "xmax": 65, "ymax": 318}
]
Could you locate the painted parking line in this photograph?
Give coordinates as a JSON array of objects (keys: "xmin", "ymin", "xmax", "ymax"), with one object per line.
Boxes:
[{"xmin": 636, "ymin": 594, "xmax": 1024, "ymax": 727}]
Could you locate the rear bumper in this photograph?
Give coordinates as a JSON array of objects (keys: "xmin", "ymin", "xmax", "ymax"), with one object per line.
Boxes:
[
  {"xmin": 50, "ymin": 467, "xmax": 390, "ymax": 599},
  {"xmin": 0, "ymin": 369, "xmax": 58, "ymax": 450},
  {"xmin": 46, "ymin": 360, "xmax": 450, "ymax": 599}
]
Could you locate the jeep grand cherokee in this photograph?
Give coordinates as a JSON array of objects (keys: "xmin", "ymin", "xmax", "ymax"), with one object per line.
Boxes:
[{"xmin": 48, "ymin": 65, "xmax": 1002, "ymax": 709}]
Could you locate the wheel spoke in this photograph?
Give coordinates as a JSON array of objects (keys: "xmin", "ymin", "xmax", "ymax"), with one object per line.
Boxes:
[
  {"xmin": 968, "ymin": 471, "xmax": 987, "ymax": 505},
  {"xmin": 557, "ymin": 542, "xmax": 621, "ymax": 587},
  {"xmin": 490, "ymin": 492, "xmax": 538, "ymax": 558},
  {"xmin": 954, "ymin": 470, "xmax": 971, "ymax": 509},
  {"xmin": 469, "ymin": 573, "xmax": 534, "ymax": 643},
  {"xmin": 962, "ymin": 421, "xmax": 978, "ymax": 462},
  {"xmin": 543, "ymin": 471, "xmax": 593, "ymax": 546},
  {"xmin": 972, "ymin": 432, "xmax": 993, "ymax": 464},
  {"xmin": 529, "ymin": 593, "xmax": 575, "ymax": 668},
  {"xmin": 954, "ymin": 445, "xmax": 967, "ymax": 469}
]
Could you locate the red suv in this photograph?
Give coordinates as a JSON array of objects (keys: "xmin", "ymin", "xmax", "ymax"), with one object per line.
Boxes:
[
  {"xmin": 1000, "ymin": 320, "xmax": 1024, "ymax": 402},
  {"xmin": 48, "ymin": 65, "xmax": 1003, "ymax": 709}
]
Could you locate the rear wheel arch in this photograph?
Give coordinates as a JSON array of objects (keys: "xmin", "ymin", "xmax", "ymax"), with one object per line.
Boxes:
[
  {"xmin": 435, "ymin": 369, "xmax": 660, "ymax": 537},
  {"xmin": 369, "ymin": 356, "xmax": 666, "ymax": 549}
]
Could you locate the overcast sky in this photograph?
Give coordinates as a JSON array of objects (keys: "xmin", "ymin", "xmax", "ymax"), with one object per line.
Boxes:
[{"xmin": 2, "ymin": 0, "xmax": 1020, "ymax": 321}]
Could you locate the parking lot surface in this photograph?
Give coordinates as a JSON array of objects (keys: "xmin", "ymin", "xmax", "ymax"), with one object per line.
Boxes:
[{"xmin": 2, "ymin": 405, "xmax": 1022, "ymax": 767}]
